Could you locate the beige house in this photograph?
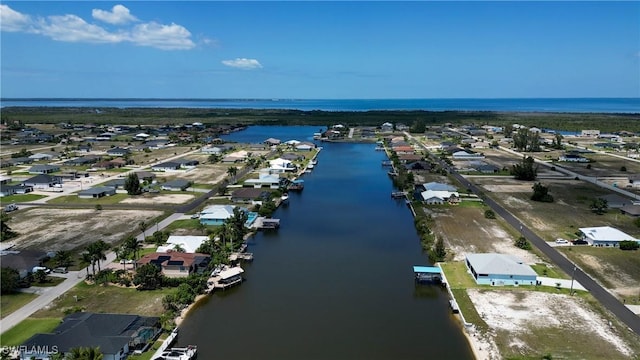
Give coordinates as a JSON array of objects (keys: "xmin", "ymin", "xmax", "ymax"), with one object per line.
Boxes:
[{"xmin": 137, "ymin": 252, "xmax": 210, "ymax": 278}]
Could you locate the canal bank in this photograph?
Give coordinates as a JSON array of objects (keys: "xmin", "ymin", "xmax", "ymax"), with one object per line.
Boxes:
[{"xmin": 175, "ymin": 127, "xmax": 473, "ymax": 359}]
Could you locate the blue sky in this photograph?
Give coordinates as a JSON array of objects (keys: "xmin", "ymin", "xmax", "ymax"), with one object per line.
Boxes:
[{"xmin": 1, "ymin": 1, "xmax": 638, "ymax": 99}]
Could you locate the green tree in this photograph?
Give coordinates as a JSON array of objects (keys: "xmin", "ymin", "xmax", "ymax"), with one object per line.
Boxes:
[
  {"xmin": 225, "ymin": 207, "xmax": 248, "ymax": 249},
  {"xmin": 133, "ymin": 263, "xmax": 162, "ymax": 290},
  {"xmin": 433, "ymin": 238, "xmax": 446, "ymax": 261},
  {"xmin": 208, "ymin": 154, "xmax": 221, "ymax": 163},
  {"xmin": 1, "ymin": 267, "xmax": 20, "ymax": 294},
  {"xmin": 590, "ymin": 198, "xmax": 608, "ymax": 215},
  {"xmin": 515, "ymin": 236, "xmax": 532, "ymax": 250},
  {"xmin": 0, "ymin": 210, "xmax": 18, "ymax": 242},
  {"xmin": 531, "ymin": 182, "xmax": 554, "ymax": 202},
  {"xmin": 226, "ymin": 166, "xmax": 238, "ymax": 181},
  {"xmin": 511, "ymin": 156, "xmax": 538, "ymax": 181},
  {"xmin": 53, "ymin": 250, "xmax": 73, "ymax": 268},
  {"xmin": 138, "ymin": 221, "xmax": 147, "ymax": 238},
  {"xmin": 124, "ymin": 235, "xmax": 143, "ymax": 260},
  {"xmin": 85, "ymin": 240, "xmax": 109, "ymax": 276},
  {"xmin": 33, "ymin": 269, "xmax": 47, "ymax": 283},
  {"xmin": 619, "ymin": 241, "xmax": 639, "ymax": 250},
  {"xmin": 124, "ymin": 173, "xmax": 142, "ymax": 195}
]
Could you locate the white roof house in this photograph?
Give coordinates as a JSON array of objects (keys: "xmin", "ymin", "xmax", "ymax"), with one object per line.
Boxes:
[
  {"xmin": 157, "ymin": 235, "xmax": 209, "ymax": 253},
  {"xmin": 579, "ymin": 226, "xmax": 638, "ymax": 247},
  {"xmin": 420, "ymin": 190, "xmax": 459, "ymax": 203},
  {"xmin": 269, "ymin": 158, "xmax": 296, "ymax": 172},
  {"xmin": 200, "ymin": 205, "xmax": 236, "ymax": 220},
  {"xmin": 423, "ymin": 182, "xmax": 457, "ymax": 192},
  {"xmin": 465, "ymin": 253, "xmax": 537, "ymax": 286},
  {"xmin": 244, "ymin": 173, "xmax": 281, "ymax": 189},
  {"xmin": 285, "ymin": 140, "xmax": 301, "ymax": 146},
  {"xmin": 452, "ymin": 151, "xmax": 485, "ymax": 160}
]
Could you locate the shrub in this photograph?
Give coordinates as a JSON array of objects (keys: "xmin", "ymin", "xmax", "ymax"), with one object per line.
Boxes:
[
  {"xmin": 619, "ymin": 241, "xmax": 639, "ymax": 250},
  {"xmin": 515, "ymin": 236, "xmax": 532, "ymax": 250},
  {"xmin": 484, "ymin": 210, "xmax": 496, "ymax": 219}
]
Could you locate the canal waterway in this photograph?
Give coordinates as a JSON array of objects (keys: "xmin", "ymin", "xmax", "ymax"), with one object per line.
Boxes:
[{"xmin": 176, "ymin": 126, "xmax": 473, "ymax": 359}]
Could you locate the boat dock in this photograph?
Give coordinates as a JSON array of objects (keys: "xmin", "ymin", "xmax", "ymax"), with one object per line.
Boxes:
[
  {"xmin": 413, "ymin": 266, "xmax": 442, "ymax": 283},
  {"xmin": 391, "ymin": 191, "xmax": 406, "ymax": 198},
  {"xmin": 207, "ymin": 266, "xmax": 245, "ymax": 291},
  {"xmin": 382, "ymin": 160, "xmax": 393, "ymax": 166},
  {"xmin": 253, "ymin": 217, "xmax": 280, "ymax": 230},
  {"xmin": 229, "ymin": 252, "xmax": 254, "ymax": 262}
]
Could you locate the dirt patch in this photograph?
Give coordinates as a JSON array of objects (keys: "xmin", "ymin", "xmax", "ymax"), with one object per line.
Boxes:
[
  {"xmin": 156, "ymin": 163, "xmax": 229, "ymax": 185},
  {"xmin": 120, "ymin": 194, "xmax": 195, "ymax": 204},
  {"xmin": 9, "ymin": 208, "xmax": 163, "ymax": 251},
  {"xmin": 483, "ymin": 184, "xmax": 533, "ymax": 193},
  {"xmin": 467, "ymin": 289, "xmax": 636, "ymax": 358}
]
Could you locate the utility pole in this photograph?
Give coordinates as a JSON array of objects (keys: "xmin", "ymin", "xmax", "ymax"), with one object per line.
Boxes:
[{"xmin": 570, "ymin": 265, "xmax": 577, "ymax": 295}]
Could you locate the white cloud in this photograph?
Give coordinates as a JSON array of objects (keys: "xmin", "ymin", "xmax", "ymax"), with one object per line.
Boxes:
[
  {"xmin": 92, "ymin": 4, "xmax": 138, "ymax": 25},
  {"xmin": 222, "ymin": 58, "xmax": 263, "ymax": 70},
  {"xmin": 0, "ymin": 4, "xmax": 196, "ymax": 51},
  {"xmin": 0, "ymin": 4, "xmax": 33, "ymax": 32},
  {"xmin": 130, "ymin": 22, "xmax": 195, "ymax": 50},
  {"xmin": 38, "ymin": 14, "xmax": 124, "ymax": 43}
]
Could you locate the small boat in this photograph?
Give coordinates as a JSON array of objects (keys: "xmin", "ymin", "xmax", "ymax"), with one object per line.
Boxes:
[
  {"xmin": 280, "ymin": 193, "xmax": 290, "ymax": 204},
  {"xmin": 287, "ymin": 179, "xmax": 304, "ymax": 191},
  {"xmin": 154, "ymin": 345, "xmax": 197, "ymax": 360}
]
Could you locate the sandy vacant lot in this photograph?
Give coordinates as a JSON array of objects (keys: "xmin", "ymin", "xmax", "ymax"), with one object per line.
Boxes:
[
  {"xmin": 8, "ymin": 208, "xmax": 164, "ymax": 251},
  {"xmin": 467, "ymin": 289, "xmax": 637, "ymax": 359},
  {"xmin": 120, "ymin": 194, "xmax": 195, "ymax": 205}
]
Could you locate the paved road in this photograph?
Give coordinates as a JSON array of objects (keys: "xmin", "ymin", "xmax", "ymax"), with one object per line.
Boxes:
[
  {"xmin": 0, "ymin": 212, "xmax": 185, "ymax": 334},
  {"xmin": 405, "ymin": 132, "xmax": 640, "ymax": 336}
]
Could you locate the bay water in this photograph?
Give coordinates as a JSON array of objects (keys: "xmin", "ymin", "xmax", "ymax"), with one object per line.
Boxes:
[{"xmin": 175, "ymin": 126, "xmax": 473, "ymax": 359}]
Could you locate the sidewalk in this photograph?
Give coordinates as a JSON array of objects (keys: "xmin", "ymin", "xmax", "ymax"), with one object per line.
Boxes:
[{"xmin": 537, "ymin": 276, "xmax": 587, "ymax": 291}]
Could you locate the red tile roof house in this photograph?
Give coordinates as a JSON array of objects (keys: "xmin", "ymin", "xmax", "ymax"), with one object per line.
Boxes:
[{"xmin": 136, "ymin": 252, "xmax": 210, "ymax": 278}]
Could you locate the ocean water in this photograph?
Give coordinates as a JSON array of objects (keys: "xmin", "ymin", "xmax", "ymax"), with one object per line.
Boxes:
[{"xmin": 1, "ymin": 98, "xmax": 638, "ymax": 113}]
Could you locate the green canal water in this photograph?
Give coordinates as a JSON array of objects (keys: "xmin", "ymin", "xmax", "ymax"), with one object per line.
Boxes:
[{"xmin": 176, "ymin": 126, "xmax": 474, "ymax": 359}]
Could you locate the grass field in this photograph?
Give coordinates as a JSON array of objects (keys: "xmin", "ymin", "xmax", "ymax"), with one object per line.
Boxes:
[
  {"xmin": 0, "ymin": 293, "xmax": 37, "ymax": 319},
  {"xmin": 46, "ymin": 193, "xmax": 129, "ymax": 205},
  {"xmin": 0, "ymin": 318, "xmax": 61, "ymax": 346},
  {"xmin": 0, "ymin": 194, "xmax": 47, "ymax": 203},
  {"xmin": 31, "ymin": 282, "xmax": 174, "ymax": 319}
]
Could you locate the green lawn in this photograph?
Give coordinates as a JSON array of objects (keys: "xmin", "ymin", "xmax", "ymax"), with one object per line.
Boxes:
[
  {"xmin": 162, "ymin": 219, "xmax": 212, "ymax": 232},
  {"xmin": 530, "ymin": 263, "xmax": 568, "ymax": 279},
  {"xmin": 0, "ymin": 194, "xmax": 47, "ymax": 203},
  {"xmin": 450, "ymin": 289, "xmax": 489, "ymax": 333},
  {"xmin": 439, "ymin": 262, "xmax": 478, "ymax": 289},
  {"xmin": 0, "ymin": 318, "xmax": 61, "ymax": 346},
  {"xmin": 31, "ymin": 276, "xmax": 66, "ymax": 287},
  {"xmin": 0, "ymin": 292, "xmax": 38, "ymax": 319},
  {"xmin": 31, "ymin": 282, "xmax": 174, "ymax": 319},
  {"xmin": 46, "ymin": 193, "xmax": 129, "ymax": 205}
]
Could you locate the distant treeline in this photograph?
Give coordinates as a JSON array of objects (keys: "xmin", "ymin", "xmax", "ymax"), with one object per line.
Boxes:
[{"xmin": 2, "ymin": 107, "xmax": 639, "ymax": 133}]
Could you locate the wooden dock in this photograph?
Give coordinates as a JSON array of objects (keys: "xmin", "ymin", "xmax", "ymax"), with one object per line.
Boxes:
[
  {"xmin": 413, "ymin": 266, "xmax": 443, "ymax": 283},
  {"xmin": 391, "ymin": 191, "xmax": 406, "ymax": 198}
]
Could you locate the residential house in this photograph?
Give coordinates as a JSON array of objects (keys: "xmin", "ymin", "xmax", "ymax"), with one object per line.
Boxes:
[
  {"xmin": 244, "ymin": 172, "xmax": 281, "ymax": 189},
  {"xmin": 295, "ymin": 142, "xmax": 315, "ymax": 151},
  {"xmin": 137, "ymin": 252, "xmax": 210, "ymax": 278},
  {"xmin": 0, "ymin": 250, "xmax": 48, "ymax": 279},
  {"xmin": 0, "ymin": 184, "xmax": 33, "ymax": 197},
  {"xmin": 28, "ymin": 153, "xmax": 55, "ymax": 161},
  {"xmin": 398, "ymin": 154, "xmax": 422, "ymax": 163},
  {"xmin": 134, "ymin": 171, "xmax": 156, "ymax": 183},
  {"xmin": 281, "ymin": 153, "xmax": 304, "ymax": 161},
  {"xmin": 420, "ymin": 190, "xmax": 460, "ymax": 204},
  {"xmin": 269, "ymin": 158, "xmax": 296, "ymax": 172},
  {"xmin": 404, "ymin": 161, "xmax": 432, "ymax": 172},
  {"xmin": 78, "ymin": 186, "xmax": 116, "ymax": 199},
  {"xmin": 134, "ymin": 133, "xmax": 151, "ymax": 141},
  {"xmin": 151, "ymin": 162, "xmax": 181, "ymax": 172},
  {"xmin": 102, "ymin": 178, "xmax": 127, "ymax": 189},
  {"xmin": 628, "ymin": 175, "xmax": 640, "ymax": 189},
  {"xmin": 201, "ymin": 146, "xmax": 224, "ymax": 155},
  {"xmin": 106, "ymin": 147, "xmax": 131, "ymax": 157},
  {"xmin": 176, "ymin": 159, "xmax": 199, "ymax": 169},
  {"xmin": 22, "ymin": 174, "xmax": 62, "ymax": 189},
  {"xmin": 161, "ymin": 179, "xmax": 191, "ymax": 191},
  {"xmin": 28, "ymin": 164, "xmax": 60, "ymax": 174},
  {"xmin": 465, "ymin": 253, "xmax": 537, "ymax": 286},
  {"xmin": 264, "ymin": 138, "xmax": 281, "ymax": 146},
  {"xmin": 421, "ymin": 182, "xmax": 457, "ymax": 192},
  {"xmin": 578, "ymin": 226, "xmax": 638, "ymax": 247},
  {"xmin": 199, "ymin": 205, "xmax": 256, "ymax": 227},
  {"xmin": 581, "ymin": 129, "xmax": 601, "ymax": 137},
  {"xmin": 284, "ymin": 140, "xmax": 301, "ymax": 147},
  {"xmin": 452, "ymin": 151, "xmax": 484, "ymax": 160},
  {"xmin": 64, "ymin": 156, "xmax": 101, "ymax": 166},
  {"xmin": 157, "ymin": 236, "xmax": 209, "ymax": 253},
  {"xmin": 8, "ymin": 157, "xmax": 34, "ymax": 166},
  {"xmin": 20, "ymin": 312, "xmax": 161, "ymax": 360}
]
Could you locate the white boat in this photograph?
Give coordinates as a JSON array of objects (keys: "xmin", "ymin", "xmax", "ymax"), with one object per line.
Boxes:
[
  {"xmin": 154, "ymin": 345, "xmax": 197, "ymax": 360},
  {"xmin": 280, "ymin": 193, "xmax": 289, "ymax": 204}
]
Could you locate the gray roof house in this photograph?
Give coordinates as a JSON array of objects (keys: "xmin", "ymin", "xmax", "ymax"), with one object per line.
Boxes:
[
  {"xmin": 106, "ymin": 147, "xmax": 131, "ymax": 157},
  {"xmin": 151, "ymin": 161, "xmax": 181, "ymax": 172},
  {"xmin": 0, "ymin": 250, "xmax": 48, "ymax": 279},
  {"xmin": 597, "ymin": 194, "xmax": 633, "ymax": 209},
  {"xmin": 22, "ymin": 174, "xmax": 62, "ymax": 188},
  {"xmin": 0, "ymin": 184, "xmax": 33, "ymax": 197},
  {"xmin": 78, "ymin": 186, "xmax": 116, "ymax": 199},
  {"xmin": 28, "ymin": 164, "xmax": 60, "ymax": 174},
  {"xmin": 161, "ymin": 179, "xmax": 191, "ymax": 191},
  {"xmin": 21, "ymin": 312, "xmax": 161, "ymax": 360},
  {"xmin": 421, "ymin": 182, "xmax": 457, "ymax": 192}
]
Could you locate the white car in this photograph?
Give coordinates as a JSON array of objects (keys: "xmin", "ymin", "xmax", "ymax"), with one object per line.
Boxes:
[
  {"xmin": 555, "ymin": 238, "xmax": 569, "ymax": 244},
  {"xmin": 32, "ymin": 266, "xmax": 51, "ymax": 274}
]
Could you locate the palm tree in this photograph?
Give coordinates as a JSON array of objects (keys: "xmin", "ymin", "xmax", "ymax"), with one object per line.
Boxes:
[
  {"xmin": 226, "ymin": 166, "xmax": 238, "ymax": 182},
  {"xmin": 80, "ymin": 252, "xmax": 92, "ymax": 277},
  {"xmin": 53, "ymin": 250, "xmax": 73, "ymax": 268},
  {"xmin": 86, "ymin": 241, "xmax": 109, "ymax": 275},
  {"xmin": 67, "ymin": 346, "xmax": 103, "ymax": 360},
  {"xmin": 138, "ymin": 221, "xmax": 147, "ymax": 238},
  {"xmin": 116, "ymin": 245, "xmax": 131, "ymax": 271},
  {"xmin": 124, "ymin": 236, "xmax": 142, "ymax": 260}
]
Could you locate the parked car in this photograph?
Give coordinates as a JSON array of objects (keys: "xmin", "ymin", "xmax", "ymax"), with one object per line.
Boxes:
[
  {"xmin": 32, "ymin": 266, "xmax": 51, "ymax": 274},
  {"xmin": 52, "ymin": 267, "xmax": 68, "ymax": 274},
  {"xmin": 572, "ymin": 239, "xmax": 589, "ymax": 245},
  {"xmin": 555, "ymin": 238, "xmax": 569, "ymax": 244},
  {"xmin": 4, "ymin": 203, "xmax": 18, "ymax": 212}
]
